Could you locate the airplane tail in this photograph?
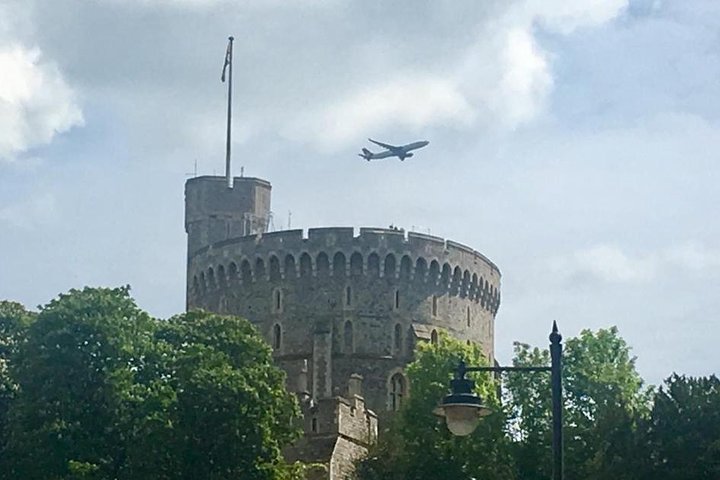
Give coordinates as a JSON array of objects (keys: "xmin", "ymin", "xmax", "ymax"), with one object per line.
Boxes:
[{"xmin": 359, "ymin": 148, "xmax": 373, "ymax": 160}]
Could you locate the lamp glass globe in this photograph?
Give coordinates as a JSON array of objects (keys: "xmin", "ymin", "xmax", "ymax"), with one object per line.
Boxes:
[{"xmin": 444, "ymin": 405, "xmax": 480, "ymax": 436}]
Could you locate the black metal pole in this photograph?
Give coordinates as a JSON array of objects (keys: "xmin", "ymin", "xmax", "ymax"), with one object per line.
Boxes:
[
  {"xmin": 225, "ymin": 36, "xmax": 234, "ymax": 189},
  {"xmin": 550, "ymin": 321, "xmax": 563, "ymax": 480}
]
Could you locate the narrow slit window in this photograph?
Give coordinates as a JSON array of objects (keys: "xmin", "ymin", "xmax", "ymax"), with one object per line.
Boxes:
[
  {"xmin": 432, "ymin": 295, "xmax": 438, "ymax": 316},
  {"xmin": 345, "ymin": 286, "xmax": 352, "ymax": 306},
  {"xmin": 394, "ymin": 289, "xmax": 400, "ymax": 309}
]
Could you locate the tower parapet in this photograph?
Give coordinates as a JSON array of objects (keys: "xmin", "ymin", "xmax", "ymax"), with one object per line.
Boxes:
[{"xmin": 184, "ymin": 176, "xmax": 271, "ymax": 254}]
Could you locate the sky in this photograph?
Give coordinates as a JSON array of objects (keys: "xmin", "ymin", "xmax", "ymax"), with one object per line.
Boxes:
[{"xmin": 1, "ymin": 0, "xmax": 719, "ymax": 386}]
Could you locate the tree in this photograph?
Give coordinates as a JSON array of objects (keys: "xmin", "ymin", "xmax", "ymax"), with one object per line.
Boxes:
[
  {"xmin": 2, "ymin": 288, "xmax": 304, "ymax": 480},
  {"xmin": 0, "ymin": 301, "xmax": 35, "ymax": 464},
  {"xmin": 355, "ymin": 333, "xmax": 515, "ymax": 480},
  {"xmin": 3, "ymin": 286, "xmax": 156, "ymax": 480},
  {"xmin": 507, "ymin": 326, "xmax": 651, "ymax": 480},
  {"xmin": 145, "ymin": 310, "xmax": 303, "ymax": 480},
  {"xmin": 643, "ymin": 374, "xmax": 720, "ymax": 480}
]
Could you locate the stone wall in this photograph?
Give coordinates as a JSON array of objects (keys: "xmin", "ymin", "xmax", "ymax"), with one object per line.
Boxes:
[{"xmin": 187, "ymin": 226, "xmax": 501, "ymax": 417}]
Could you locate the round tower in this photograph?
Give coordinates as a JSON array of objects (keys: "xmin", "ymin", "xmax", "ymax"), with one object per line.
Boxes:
[{"xmin": 186, "ymin": 206, "xmax": 502, "ymax": 418}]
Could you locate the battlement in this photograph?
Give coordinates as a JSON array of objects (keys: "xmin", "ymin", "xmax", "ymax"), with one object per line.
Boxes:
[
  {"xmin": 187, "ymin": 227, "xmax": 501, "ymax": 313},
  {"xmin": 189, "ymin": 227, "xmax": 500, "ymax": 275}
]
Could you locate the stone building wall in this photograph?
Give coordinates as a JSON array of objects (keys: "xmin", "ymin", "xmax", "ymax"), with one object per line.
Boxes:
[{"xmin": 187, "ymin": 226, "xmax": 501, "ymax": 417}]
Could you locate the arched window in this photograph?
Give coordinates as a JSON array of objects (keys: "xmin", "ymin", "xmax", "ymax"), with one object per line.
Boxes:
[
  {"xmin": 311, "ymin": 417, "xmax": 318, "ymax": 433},
  {"xmin": 350, "ymin": 252, "xmax": 363, "ymax": 276},
  {"xmin": 384, "ymin": 254, "xmax": 396, "ymax": 278},
  {"xmin": 273, "ymin": 288, "xmax": 283, "ymax": 312},
  {"xmin": 316, "ymin": 252, "xmax": 330, "ymax": 276},
  {"xmin": 255, "ymin": 258, "xmax": 266, "ymax": 281},
  {"xmin": 273, "ymin": 324, "xmax": 282, "ymax": 350},
  {"xmin": 333, "ymin": 252, "xmax": 346, "ymax": 277},
  {"xmin": 345, "ymin": 286, "xmax": 352, "ymax": 307},
  {"xmin": 394, "ymin": 323, "xmax": 402, "ymax": 354},
  {"xmin": 462, "ymin": 270, "xmax": 471, "ymax": 297},
  {"xmin": 207, "ymin": 267, "xmax": 216, "ymax": 290},
  {"xmin": 269, "ymin": 256, "xmax": 281, "ymax": 282},
  {"xmin": 400, "ymin": 255, "xmax": 412, "ymax": 280},
  {"xmin": 284, "ymin": 254, "xmax": 297, "ymax": 279},
  {"xmin": 300, "ymin": 253, "xmax": 312, "ymax": 277},
  {"xmin": 415, "ymin": 257, "xmax": 427, "ymax": 283},
  {"xmin": 217, "ymin": 265, "xmax": 227, "ymax": 288},
  {"xmin": 441, "ymin": 263, "xmax": 451, "ymax": 287},
  {"xmin": 389, "ymin": 373, "xmax": 406, "ymax": 411},
  {"xmin": 228, "ymin": 262, "xmax": 238, "ymax": 284},
  {"xmin": 241, "ymin": 260, "xmax": 252, "ymax": 283},
  {"xmin": 367, "ymin": 253, "xmax": 380, "ymax": 277},
  {"xmin": 430, "ymin": 329, "xmax": 438, "ymax": 345},
  {"xmin": 429, "ymin": 260, "xmax": 440, "ymax": 285},
  {"xmin": 200, "ymin": 272, "xmax": 207, "ymax": 294},
  {"xmin": 451, "ymin": 266, "xmax": 462, "ymax": 296},
  {"xmin": 344, "ymin": 321, "xmax": 353, "ymax": 353}
]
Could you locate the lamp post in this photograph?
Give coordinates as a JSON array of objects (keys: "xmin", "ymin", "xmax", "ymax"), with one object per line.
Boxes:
[{"xmin": 434, "ymin": 322, "xmax": 563, "ymax": 480}]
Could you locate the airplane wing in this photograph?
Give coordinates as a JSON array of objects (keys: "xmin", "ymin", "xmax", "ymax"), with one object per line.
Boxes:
[{"xmin": 368, "ymin": 138, "xmax": 399, "ymax": 151}]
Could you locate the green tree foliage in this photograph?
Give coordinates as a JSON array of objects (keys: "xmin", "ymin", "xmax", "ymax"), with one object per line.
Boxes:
[
  {"xmin": 644, "ymin": 374, "xmax": 720, "ymax": 480},
  {"xmin": 0, "ymin": 301, "xmax": 35, "ymax": 461},
  {"xmin": 0, "ymin": 287, "xmax": 303, "ymax": 480},
  {"xmin": 507, "ymin": 326, "xmax": 651, "ymax": 480},
  {"xmin": 355, "ymin": 333, "xmax": 515, "ymax": 480}
]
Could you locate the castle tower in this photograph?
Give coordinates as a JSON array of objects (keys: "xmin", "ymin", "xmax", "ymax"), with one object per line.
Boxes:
[{"xmin": 184, "ymin": 176, "xmax": 501, "ymax": 479}]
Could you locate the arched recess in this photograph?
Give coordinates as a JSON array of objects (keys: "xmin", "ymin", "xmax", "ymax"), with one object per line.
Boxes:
[
  {"xmin": 440, "ymin": 263, "xmax": 451, "ymax": 288},
  {"xmin": 384, "ymin": 254, "xmax": 396, "ymax": 278},
  {"xmin": 269, "ymin": 256, "xmax": 281, "ymax": 282},
  {"xmin": 451, "ymin": 266, "xmax": 462, "ymax": 296},
  {"xmin": 272, "ymin": 288, "xmax": 283, "ymax": 313},
  {"xmin": 400, "ymin": 255, "xmax": 412, "ymax": 280},
  {"xmin": 343, "ymin": 320, "xmax": 353, "ymax": 354},
  {"xmin": 470, "ymin": 273, "xmax": 478, "ymax": 300},
  {"xmin": 199, "ymin": 272, "xmax": 206, "ymax": 294},
  {"xmin": 284, "ymin": 254, "xmax": 296, "ymax": 279},
  {"xmin": 272, "ymin": 323, "xmax": 282, "ymax": 351},
  {"xmin": 430, "ymin": 329, "xmax": 439, "ymax": 345},
  {"xmin": 255, "ymin": 258, "xmax": 266, "ymax": 282},
  {"xmin": 388, "ymin": 371, "xmax": 407, "ymax": 411},
  {"xmin": 300, "ymin": 253, "xmax": 312, "ymax": 277},
  {"xmin": 415, "ymin": 257, "xmax": 427, "ymax": 283},
  {"xmin": 316, "ymin": 252, "xmax": 330, "ymax": 276},
  {"xmin": 217, "ymin": 265, "xmax": 227, "ymax": 288},
  {"xmin": 428, "ymin": 260, "xmax": 440, "ymax": 285},
  {"xmin": 367, "ymin": 252, "xmax": 380, "ymax": 277},
  {"xmin": 333, "ymin": 252, "xmax": 346, "ymax": 277},
  {"xmin": 461, "ymin": 270, "xmax": 471, "ymax": 298},
  {"xmin": 207, "ymin": 267, "xmax": 216, "ymax": 290},
  {"xmin": 350, "ymin": 252, "xmax": 363, "ymax": 276},
  {"xmin": 241, "ymin": 260, "xmax": 252, "ymax": 284},
  {"xmin": 406, "ymin": 326, "xmax": 415, "ymax": 356},
  {"xmin": 228, "ymin": 262, "xmax": 238, "ymax": 284}
]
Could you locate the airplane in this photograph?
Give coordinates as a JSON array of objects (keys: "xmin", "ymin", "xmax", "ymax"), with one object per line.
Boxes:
[{"xmin": 358, "ymin": 138, "xmax": 429, "ymax": 161}]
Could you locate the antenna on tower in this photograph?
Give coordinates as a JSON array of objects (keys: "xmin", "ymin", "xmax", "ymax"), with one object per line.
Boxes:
[
  {"xmin": 185, "ymin": 159, "xmax": 198, "ymax": 178},
  {"xmin": 221, "ymin": 36, "xmax": 235, "ymax": 189}
]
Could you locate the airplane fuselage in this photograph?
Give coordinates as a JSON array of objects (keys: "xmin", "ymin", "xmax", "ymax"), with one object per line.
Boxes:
[{"xmin": 359, "ymin": 139, "xmax": 429, "ymax": 161}]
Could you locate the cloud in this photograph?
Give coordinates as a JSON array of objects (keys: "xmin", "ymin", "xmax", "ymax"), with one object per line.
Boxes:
[
  {"xmin": 281, "ymin": 77, "xmax": 474, "ymax": 150},
  {"xmin": 550, "ymin": 243, "xmax": 720, "ymax": 285},
  {"xmin": 0, "ymin": 44, "xmax": 83, "ymax": 161}
]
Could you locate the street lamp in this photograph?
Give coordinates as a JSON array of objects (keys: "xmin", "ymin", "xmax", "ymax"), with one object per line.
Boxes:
[{"xmin": 434, "ymin": 322, "xmax": 564, "ymax": 480}]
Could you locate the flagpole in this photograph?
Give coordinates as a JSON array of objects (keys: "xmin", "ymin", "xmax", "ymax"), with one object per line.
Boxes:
[{"xmin": 225, "ymin": 36, "xmax": 234, "ymax": 189}]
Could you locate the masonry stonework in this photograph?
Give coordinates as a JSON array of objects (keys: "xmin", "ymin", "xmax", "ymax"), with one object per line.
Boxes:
[{"xmin": 185, "ymin": 176, "xmax": 501, "ymax": 479}]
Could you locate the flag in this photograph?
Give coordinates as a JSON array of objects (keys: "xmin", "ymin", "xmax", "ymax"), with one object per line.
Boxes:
[{"xmin": 221, "ymin": 38, "xmax": 233, "ymax": 82}]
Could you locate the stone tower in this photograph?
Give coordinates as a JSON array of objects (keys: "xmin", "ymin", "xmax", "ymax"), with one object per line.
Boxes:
[{"xmin": 184, "ymin": 176, "xmax": 501, "ymax": 479}]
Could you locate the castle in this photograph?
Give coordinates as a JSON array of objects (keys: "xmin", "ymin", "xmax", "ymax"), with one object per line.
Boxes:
[{"xmin": 185, "ymin": 175, "xmax": 501, "ymax": 479}]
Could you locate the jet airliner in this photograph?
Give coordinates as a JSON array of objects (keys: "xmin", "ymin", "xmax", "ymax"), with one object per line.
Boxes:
[{"xmin": 358, "ymin": 139, "xmax": 429, "ymax": 161}]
